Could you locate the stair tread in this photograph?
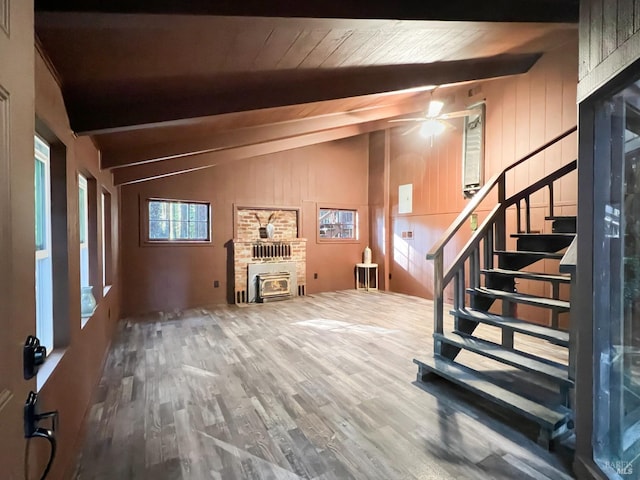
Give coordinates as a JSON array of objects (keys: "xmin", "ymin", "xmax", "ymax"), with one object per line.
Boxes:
[
  {"xmin": 451, "ymin": 307, "xmax": 569, "ymax": 346},
  {"xmin": 494, "ymin": 250, "xmax": 564, "ymax": 259},
  {"xmin": 414, "ymin": 356, "xmax": 571, "ymax": 430},
  {"xmin": 481, "ymin": 268, "xmax": 571, "ymax": 283},
  {"xmin": 510, "ymin": 233, "xmax": 575, "ymax": 238},
  {"xmin": 434, "ymin": 332, "xmax": 572, "ymax": 385},
  {"xmin": 545, "ymin": 216, "xmax": 576, "ymax": 220},
  {"xmin": 468, "ymin": 287, "xmax": 570, "ymax": 311}
]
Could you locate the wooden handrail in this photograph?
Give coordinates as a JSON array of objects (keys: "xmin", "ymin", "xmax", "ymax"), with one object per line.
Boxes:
[
  {"xmin": 504, "ymin": 160, "xmax": 577, "ymax": 207},
  {"xmin": 426, "ymin": 172, "xmax": 502, "ymax": 259},
  {"xmin": 442, "ymin": 204, "xmax": 501, "ymax": 286},
  {"xmin": 504, "ymin": 126, "xmax": 577, "ymax": 173},
  {"xmin": 426, "ymin": 125, "xmax": 577, "ymax": 260}
]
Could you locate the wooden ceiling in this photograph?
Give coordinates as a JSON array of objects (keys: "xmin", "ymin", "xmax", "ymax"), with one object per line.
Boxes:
[{"xmin": 34, "ymin": 2, "xmax": 579, "ymax": 184}]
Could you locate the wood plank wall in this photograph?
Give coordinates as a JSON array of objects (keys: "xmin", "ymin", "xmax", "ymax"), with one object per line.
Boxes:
[
  {"xmin": 120, "ymin": 136, "xmax": 370, "ymax": 316},
  {"xmin": 579, "ymin": 0, "xmax": 640, "ymax": 99},
  {"xmin": 34, "ymin": 51, "xmax": 121, "ymax": 480},
  {"xmin": 370, "ymin": 43, "xmax": 578, "ymax": 326}
]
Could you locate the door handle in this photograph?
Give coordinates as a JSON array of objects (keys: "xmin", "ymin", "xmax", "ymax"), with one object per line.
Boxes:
[
  {"xmin": 24, "ymin": 391, "xmax": 57, "ymax": 479},
  {"xmin": 23, "ymin": 335, "xmax": 47, "ymax": 380}
]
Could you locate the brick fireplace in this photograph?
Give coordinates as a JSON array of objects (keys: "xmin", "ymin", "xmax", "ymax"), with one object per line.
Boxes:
[{"xmin": 233, "ymin": 206, "xmax": 306, "ymax": 304}]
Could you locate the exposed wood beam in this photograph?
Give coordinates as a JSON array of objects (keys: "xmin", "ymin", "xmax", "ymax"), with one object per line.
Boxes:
[
  {"xmin": 35, "ymin": 0, "xmax": 579, "ymax": 23},
  {"xmin": 68, "ymin": 54, "xmax": 540, "ymax": 135},
  {"xmin": 113, "ymin": 120, "xmax": 390, "ymax": 185},
  {"xmin": 102, "ymin": 98, "xmax": 433, "ymax": 169}
]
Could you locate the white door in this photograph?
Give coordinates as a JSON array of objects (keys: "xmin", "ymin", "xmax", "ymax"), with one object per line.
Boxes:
[{"xmin": 0, "ymin": 1, "xmax": 37, "ymax": 478}]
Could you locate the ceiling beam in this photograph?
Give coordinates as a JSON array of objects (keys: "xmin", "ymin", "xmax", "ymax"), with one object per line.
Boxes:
[
  {"xmin": 101, "ymin": 97, "xmax": 435, "ymax": 169},
  {"xmin": 112, "ymin": 121, "xmax": 390, "ymax": 186},
  {"xmin": 68, "ymin": 54, "xmax": 540, "ymax": 135},
  {"xmin": 35, "ymin": 0, "xmax": 579, "ymax": 23}
]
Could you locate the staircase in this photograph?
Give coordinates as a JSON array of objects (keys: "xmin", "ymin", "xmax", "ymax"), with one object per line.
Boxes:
[{"xmin": 414, "ymin": 127, "xmax": 578, "ymax": 450}]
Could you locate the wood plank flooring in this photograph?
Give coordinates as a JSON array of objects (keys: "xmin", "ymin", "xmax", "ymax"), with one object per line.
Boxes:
[{"xmin": 73, "ymin": 291, "xmax": 574, "ymax": 479}]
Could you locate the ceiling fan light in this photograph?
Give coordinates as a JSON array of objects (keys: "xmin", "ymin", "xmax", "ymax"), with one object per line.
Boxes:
[
  {"xmin": 420, "ymin": 119, "xmax": 446, "ymax": 138},
  {"xmin": 427, "ymin": 100, "xmax": 444, "ymax": 117}
]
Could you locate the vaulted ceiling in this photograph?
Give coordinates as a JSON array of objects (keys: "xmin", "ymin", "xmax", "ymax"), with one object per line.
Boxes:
[{"xmin": 34, "ymin": 1, "xmax": 579, "ymax": 185}]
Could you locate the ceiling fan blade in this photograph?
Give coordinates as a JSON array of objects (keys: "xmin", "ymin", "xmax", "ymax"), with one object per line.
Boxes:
[
  {"xmin": 388, "ymin": 118, "xmax": 426, "ymax": 123},
  {"xmin": 401, "ymin": 124, "xmax": 421, "ymax": 136},
  {"xmin": 437, "ymin": 109, "xmax": 481, "ymax": 120}
]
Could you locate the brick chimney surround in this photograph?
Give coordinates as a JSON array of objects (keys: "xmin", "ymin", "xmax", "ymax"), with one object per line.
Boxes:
[{"xmin": 232, "ymin": 206, "xmax": 306, "ymax": 304}]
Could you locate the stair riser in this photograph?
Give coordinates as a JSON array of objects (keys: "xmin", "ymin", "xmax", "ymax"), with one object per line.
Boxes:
[
  {"xmin": 498, "ymin": 254, "xmax": 557, "ymax": 270},
  {"xmin": 551, "ymin": 218, "xmax": 576, "ymax": 233},
  {"xmin": 516, "ymin": 236, "xmax": 574, "ymax": 253},
  {"xmin": 484, "ymin": 274, "xmax": 516, "ymax": 292}
]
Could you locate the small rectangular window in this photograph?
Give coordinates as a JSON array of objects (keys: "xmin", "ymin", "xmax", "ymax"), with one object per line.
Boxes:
[
  {"xmin": 78, "ymin": 174, "xmax": 89, "ymax": 289},
  {"xmin": 147, "ymin": 199, "xmax": 210, "ymax": 242},
  {"xmin": 319, "ymin": 208, "xmax": 357, "ymax": 240},
  {"xmin": 35, "ymin": 135, "xmax": 53, "ymax": 353},
  {"xmin": 101, "ymin": 191, "xmax": 113, "ymax": 288}
]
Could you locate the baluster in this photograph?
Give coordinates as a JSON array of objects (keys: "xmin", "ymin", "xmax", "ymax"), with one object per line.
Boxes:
[
  {"xmin": 516, "ymin": 199, "xmax": 522, "ymax": 233},
  {"xmin": 495, "ymin": 173, "xmax": 506, "ymax": 251},
  {"xmin": 433, "ymin": 252, "xmax": 444, "ymax": 336},
  {"xmin": 548, "ymin": 183, "xmax": 555, "ymax": 219},
  {"xmin": 483, "ymin": 229, "xmax": 493, "ymax": 271},
  {"xmin": 525, "ymin": 195, "xmax": 531, "ymax": 233},
  {"xmin": 459, "ymin": 263, "xmax": 466, "ymax": 311}
]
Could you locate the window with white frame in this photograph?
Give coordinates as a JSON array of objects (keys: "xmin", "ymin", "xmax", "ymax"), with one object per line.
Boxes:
[
  {"xmin": 318, "ymin": 208, "xmax": 357, "ymax": 240},
  {"xmin": 79, "ymin": 174, "xmax": 90, "ymax": 291},
  {"xmin": 35, "ymin": 135, "xmax": 53, "ymax": 353},
  {"xmin": 101, "ymin": 190, "xmax": 112, "ymax": 288},
  {"xmin": 147, "ymin": 199, "xmax": 210, "ymax": 242}
]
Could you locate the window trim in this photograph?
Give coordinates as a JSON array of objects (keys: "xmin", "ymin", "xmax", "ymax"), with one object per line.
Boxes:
[
  {"xmin": 78, "ymin": 173, "xmax": 89, "ymax": 288},
  {"xmin": 316, "ymin": 205, "xmax": 360, "ymax": 244},
  {"xmin": 34, "ymin": 134, "xmax": 54, "ymax": 354},
  {"xmin": 142, "ymin": 197, "xmax": 212, "ymax": 245}
]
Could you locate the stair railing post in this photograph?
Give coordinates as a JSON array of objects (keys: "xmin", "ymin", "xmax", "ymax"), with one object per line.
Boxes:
[
  {"xmin": 434, "ymin": 251, "xmax": 444, "ymax": 338},
  {"xmin": 495, "ymin": 174, "xmax": 507, "ymax": 261}
]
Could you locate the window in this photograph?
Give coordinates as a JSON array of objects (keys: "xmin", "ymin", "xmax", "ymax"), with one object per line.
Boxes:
[
  {"xmin": 78, "ymin": 174, "xmax": 89, "ymax": 289},
  {"xmin": 35, "ymin": 135, "xmax": 53, "ymax": 353},
  {"xmin": 101, "ymin": 191, "xmax": 112, "ymax": 288},
  {"xmin": 147, "ymin": 199, "xmax": 210, "ymax": 242},
  {"xmin": 319, "ymin": 208, "xmax": 357, "ymax": 240}
]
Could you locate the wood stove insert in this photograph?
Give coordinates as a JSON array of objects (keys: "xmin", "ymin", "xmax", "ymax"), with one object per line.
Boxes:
[{"xmin": 257, "ymin": 272, "xmax": 292, "ymax": 302}]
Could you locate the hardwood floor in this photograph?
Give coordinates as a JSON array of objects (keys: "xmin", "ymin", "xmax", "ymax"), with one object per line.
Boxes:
[{"xmin": 73, "ymin": 291, "xmax": 574, "ymax": 479}]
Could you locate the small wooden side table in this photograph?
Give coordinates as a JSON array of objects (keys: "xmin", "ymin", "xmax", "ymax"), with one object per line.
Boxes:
[{"xmin": 355, "ymin": 263, "xmax": 378, "ymax": 291}]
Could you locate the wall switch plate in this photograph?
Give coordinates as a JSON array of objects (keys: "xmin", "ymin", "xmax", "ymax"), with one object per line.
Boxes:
[{"xmin": 313, "ymin": 273, "xmax": 318, "ymax": 279}]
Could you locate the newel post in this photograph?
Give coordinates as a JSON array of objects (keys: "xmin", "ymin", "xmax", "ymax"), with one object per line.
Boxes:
[
  {"xmin": 494, "ymin": 173, "xmax": 506, "ymax": 253},
  {"xmin": 433, "ymin": 251, "xmax": 444, "ymax": 335}
]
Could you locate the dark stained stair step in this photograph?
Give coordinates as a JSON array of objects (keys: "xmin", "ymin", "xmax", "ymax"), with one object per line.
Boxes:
[
  {"xmin": 510, "ymin": 233, "xmax": 575, "ymax": 253},
  {"xmin": 481, "ymin": 268, "xmax": 571, "ymax": 284},
  {"xmin": 467, "ymin": 287, "xmax": 570, "ymax": 312},
  {"xmin": 433, "ymin": 332, "xmax": 572, "ymax": 387},
  {"xmin": 413, "ymin": 356, "xmax": 572, "ymax": 448},
  {"xmin": 494, "ymin": 250, "xmax": 564, "ymax": 270},
  {"xmin": 451, "ymin": 307, "xmax": 569, "ymax": 346}
]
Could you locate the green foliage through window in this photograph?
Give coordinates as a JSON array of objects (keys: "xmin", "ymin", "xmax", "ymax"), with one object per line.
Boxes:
[{"xmin": 148, "ymin": 200, "xmax": 210, "ymax": 241}]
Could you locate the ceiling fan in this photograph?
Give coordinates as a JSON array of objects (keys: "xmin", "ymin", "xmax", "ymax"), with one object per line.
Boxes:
[{"xmin": 389, "ymin": 99, "xmax": 481, "ymax": 138}]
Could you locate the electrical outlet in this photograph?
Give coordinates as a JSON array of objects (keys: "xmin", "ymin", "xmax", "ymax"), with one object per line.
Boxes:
[
  {"xmin": 313, "ymin": 273, "xmax": 318, "ymax": 279},
  {"xmin": 214, "ymin": 280, "xmax": 220, "ymax": 288},
  {"xmin": 389, "ymin": 273, "xmax": 392, "ymax": 280}
]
